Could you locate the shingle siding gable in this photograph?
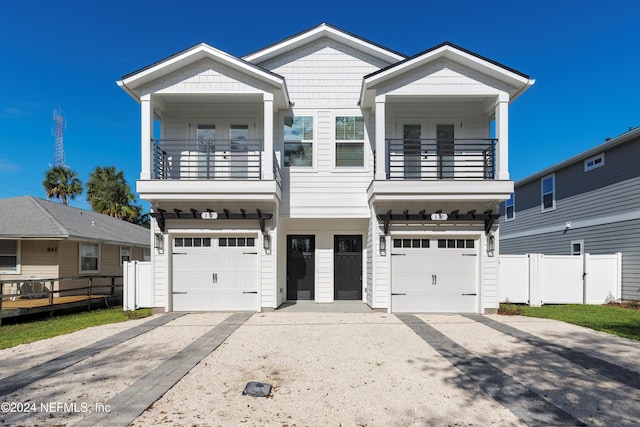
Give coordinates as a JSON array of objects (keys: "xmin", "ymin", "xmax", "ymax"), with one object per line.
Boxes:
[{"xmin": 257, "ymin": 38, "xmax": 392, "ymax": 108}]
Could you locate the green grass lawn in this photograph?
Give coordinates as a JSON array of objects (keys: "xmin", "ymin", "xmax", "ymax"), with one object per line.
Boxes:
[
  {"xmin": 499, "ymin": 303, "xmax": 640, "ymax": 341},
  {"xmin": 0, "ymin": 307, "xmax": 152, "ymax": 350}
]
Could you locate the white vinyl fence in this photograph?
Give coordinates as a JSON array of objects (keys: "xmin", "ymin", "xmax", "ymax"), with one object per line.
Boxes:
[
  {"xmin": 123, "ymin": 261, "xmax": 153, "ymax": 310},
  {"xmin": 499, "ymin": 253, "xmax": 622, "ymax": 306}
]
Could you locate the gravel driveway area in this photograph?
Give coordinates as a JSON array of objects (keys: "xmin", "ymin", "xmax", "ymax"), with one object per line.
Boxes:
[{"xmin": 1, "ymin": 311, "xmax": 639, "ymax": 426}]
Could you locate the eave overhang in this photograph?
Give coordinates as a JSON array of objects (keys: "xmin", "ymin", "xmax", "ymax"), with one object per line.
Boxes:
[
  {"xmin": 117, "ymin": 43, "xmax": 290, "ymax": 108},
  {"xmin": 359, "ymin": 42, "xmax": 535, "ymax": 108},
  {"xmin": 243, "ymin": 22, "xmax": 406, "ymax": 65},
  {"xmin": 515, "ymin": 126, "xmax": 640, "ymax": 187}
]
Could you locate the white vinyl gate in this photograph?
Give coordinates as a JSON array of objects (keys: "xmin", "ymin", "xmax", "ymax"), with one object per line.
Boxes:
[
  {"xmin": 391, "ymin": 238, "xmax": 478, "ymax": 313},
  {"xmin": 172, "ymin": 235, "xmax": 259, "ymax": 311},
  {"xmin": 499, "ymin": 253, "xmax": 622, "ymax": 306}
]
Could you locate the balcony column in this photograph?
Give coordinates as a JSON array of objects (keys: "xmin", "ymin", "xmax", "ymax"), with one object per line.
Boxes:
[
  {"xmin": 263, "ymin": 93, "xmax": 274, "ymax": 180},
  {"xmin": 140, "ymin": 94, "xmax": 153, "ymax": 180},
  {"xmin": 375, "ymin": 95, "xmax": 386, "ymax": 180},
  {"xmin": 495, "ymin": 94, "xmax": 509, "ymax": 180}
]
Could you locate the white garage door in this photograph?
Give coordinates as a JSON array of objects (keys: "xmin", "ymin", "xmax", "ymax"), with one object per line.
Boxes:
[
  {"xmin": 172, "ymin": 235, "xmax": 259, "ymax": 311},
  {"xmin": 391, "ymin": 238, "xmax": 478, "ymax": 313}
]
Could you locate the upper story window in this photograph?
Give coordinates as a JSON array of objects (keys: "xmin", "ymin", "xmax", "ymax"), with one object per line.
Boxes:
[
  {"xmin": 0, "ymin": 240, "xmax": 19, "ymax": 273},
  {"xmin": 541, "ymin": 174, "xmax": 555, "ymax": 212},
  {"xmin": 584, "ymin": 153, "xmax": 605, "ymax": 172},
  {"xmin": 284, "ymin": 116, "xmax": 313, "ymax": 167},
  {"xmin": 80, "ymin": 242, "xmax": 100, "ymax": 273},
  {"xmin": 505, "ymin": 193, "xmax": 515, "ymax": 221},
  {"xmin": 335, "ymin": 116, "xmax": 364, "ymax": 167}
]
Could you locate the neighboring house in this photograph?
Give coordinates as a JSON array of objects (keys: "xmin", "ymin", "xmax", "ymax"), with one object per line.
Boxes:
[
  {"xmin": 118, "ymin": 23, "xmax": 534, "ymax": 314},
  {"xmin": 500, "ymin": 127, "xmax": 640, "ymax": 301},
  {"xmin": 0, "ymin": 196, "xmax": 150, "ymax": 294}
]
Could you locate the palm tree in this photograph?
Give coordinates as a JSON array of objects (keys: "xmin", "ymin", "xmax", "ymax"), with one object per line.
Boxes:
[
  {"xmin": 86, "ymin": 166, "xmax": 142, "ymax": 223},
  {"xmin": 42, "ymin": 166, "xmax": 83, "ymax": 205}
]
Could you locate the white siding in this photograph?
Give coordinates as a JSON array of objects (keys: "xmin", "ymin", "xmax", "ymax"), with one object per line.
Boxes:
[
  {"xmin": 278, "ymin": 109, "xmax": 373, "ymax": 218},
  {"xmin": 141, "ymin": 58, "xmax": 272, "ymax": 95},
  {"xmin": 372, "ymin": 215, "xmax": 390, "ymax": 309},
  {"xmin": 377, "ymin": 59, "xmax": 511, "ymax": 97},
  {"xmin": 259, "ymin": 39, "xmax": 390, "ymax": 219},
  {"xmin": 259, "ymin": 39, "xmax": 391, "ymax": 108},
  {"xmin": 482, "ymin": 231, "xmax": 499, "ymax": 311},
  {"xmin": 261, "ymin": 231, "xmax": 276, "ymax": 308},
  {"xmin": 366, "ymin": 217, "xmax": 374, "ymax": 307},
  {"xmin": 150, "ymin": 219, "xmax": 168, "ymax": 309}
]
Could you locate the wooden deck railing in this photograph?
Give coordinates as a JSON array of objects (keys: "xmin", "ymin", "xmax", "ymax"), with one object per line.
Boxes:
[{"xmin": 0, "ymin": 275, "xmax": 123, "ymax": 323}]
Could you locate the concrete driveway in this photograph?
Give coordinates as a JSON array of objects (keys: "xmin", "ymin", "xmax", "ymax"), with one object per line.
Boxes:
[{"xmin": 1, "ymin": 311, "xmax": 640, "ymax": 426}]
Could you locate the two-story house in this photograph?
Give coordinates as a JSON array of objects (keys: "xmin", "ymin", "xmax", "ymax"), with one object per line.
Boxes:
[
  {"xmin": 500, "ymin": 126, "xmax": 640, "ymax": 302},
  {"xmin": 118, "ymin": 23, "xmax": 534, "ymax": 314}
]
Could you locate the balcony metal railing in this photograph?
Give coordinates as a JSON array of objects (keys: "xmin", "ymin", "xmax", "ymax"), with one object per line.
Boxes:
[
  {"xmin": 385, "ymin": 138, "xmax": 496, "ymax": 180},
  {"xmin": 153, "ymin": 139, "xmax": 280, "ymax": 185}
]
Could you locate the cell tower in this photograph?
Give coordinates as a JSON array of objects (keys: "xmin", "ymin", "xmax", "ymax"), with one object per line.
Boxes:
[{"xmin": 52, "ymin": 108, "xmax": 66, "ymax": 167}]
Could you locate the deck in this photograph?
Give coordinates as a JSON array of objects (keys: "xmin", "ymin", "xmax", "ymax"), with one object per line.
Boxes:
[{"xmin": 0, "ymin": 275, "xmax": 122, "ymax": 324}]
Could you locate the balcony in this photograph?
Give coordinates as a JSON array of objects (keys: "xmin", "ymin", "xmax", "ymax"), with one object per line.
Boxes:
[
  {"xmin": 385, "ymin": 138, "xmax": 496, "ymax": 180},
  {"xmin": 136, "ymin": 139, "xmax": 281, "ymax": 204},
  {"xmin": 153, "ymin": 139, "xmax": 281, "ymax": 183},
  {"xmin": 369, "ymin": 138, "xmax": 511, "ymax": 210}
]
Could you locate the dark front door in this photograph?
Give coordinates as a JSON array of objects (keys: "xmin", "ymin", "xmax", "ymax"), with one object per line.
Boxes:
[
  {"xmin": 287, "ymin": 235, "xmax": 315, "ymax": 300},
  {"xmin": 334, "ymin": 235, "xmax": 363, "ymax": 300}
]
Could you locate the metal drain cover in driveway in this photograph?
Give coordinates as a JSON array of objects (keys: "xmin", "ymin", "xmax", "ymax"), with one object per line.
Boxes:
[{"xmin": 243, "ymin": 381, "xmax": 272, "ymax": 397}]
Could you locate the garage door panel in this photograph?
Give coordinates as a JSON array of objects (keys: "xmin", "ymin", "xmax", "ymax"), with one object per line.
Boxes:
[
  {"xmin": 172, "ymin": 236, "xmax": 258, "ymax": 311},
  {"xmin": 391, "ymin": 239, "xmax": 478, "ymax": 313}
]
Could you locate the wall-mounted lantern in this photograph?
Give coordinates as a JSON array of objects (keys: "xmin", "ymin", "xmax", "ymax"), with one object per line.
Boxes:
[
  {"xmin": 379, "ymin": 235, "xmax": 386, "ymax": 256},
  {"xmin": 154, "ymin": 233, "xmax": 164, "ymax": 254},
  {"xmin": 263, "ymin": 233, "xmax": 271, "ymax": 251},
  {"xmin": 487, "ymin": 235, "xmax": 495, "ymax": 257}
]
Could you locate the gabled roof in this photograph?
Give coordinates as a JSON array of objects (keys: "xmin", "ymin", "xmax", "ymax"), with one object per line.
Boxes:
[
  {"xmin": 515, "ymin": 126, "xmax": 640, "ymax": 187},
  {"xmin": 0, "ymin": 196, "xmax": 150, "ymax": 247},
  {"xmin": 360, "ymin": 42, "xmax": 535, "ymax": 106},
  {"xmin": 117, "ymin": 43, "xmax": 290, "ymax": 107},
  {"xmin": 243, "ymin": 22, "xmax": 406, "ymax": 65}
]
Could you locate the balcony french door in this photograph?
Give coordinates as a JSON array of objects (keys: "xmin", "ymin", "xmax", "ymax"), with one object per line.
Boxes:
[
  {"xmin": 403, "ymin": 124, "xmax": 422, "ymax": 179},
  {"xmin": 437, "ymin": 124, "xmax": 455, "ymax": 179},
  {"xmin": 395, "ymin": 119, "xmax": 461, "ymax": 180},
  {"xmin": 182, "ymin": 119, "xmax": 255, "ymax": 180}
]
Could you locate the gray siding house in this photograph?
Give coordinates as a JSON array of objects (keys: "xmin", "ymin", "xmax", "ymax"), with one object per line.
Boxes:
[
  {"xmin": 500, "ymin": 126, "xmax": 640, "ymax": 301},
  {"xmin": 0, "ymin": 196, "xmax": 150, "ymax": 292}
]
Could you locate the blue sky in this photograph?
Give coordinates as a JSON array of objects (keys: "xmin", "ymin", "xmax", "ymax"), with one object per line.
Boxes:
[{"xmin": 1, "ymin": 0, "xmax": 638, "ymax": 211}]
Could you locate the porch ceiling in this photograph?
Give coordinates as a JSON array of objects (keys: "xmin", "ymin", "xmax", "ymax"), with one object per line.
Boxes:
[
  {"xmin": 153, "ymin": 93, "xmax": 264, "ymax": 106},
  {"xmin": 385, "ymin": 94, "xmax": 490, "ymax": 104}
]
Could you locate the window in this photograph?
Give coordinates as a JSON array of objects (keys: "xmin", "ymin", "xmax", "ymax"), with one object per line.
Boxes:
[
  {"xmin": 0, "ymin": 240, "xmax": 19, "ymax": 273},
  {"xmin": 219, "ymin": 237, "xmax": 255, "ymax": 248},
  {"xmin": 571, "ymin": 240, "xmax": 584, "ymax": 256},
  {"xmin": 505, "ymin": 193, "xmax": 515, "ymax": 221},
  {"xmin": 584, "ymin": 153, "xmax": 605, "ymax": 172},
  {"xmin": 284, "ymin": 116, "xmax": 313, "ymax": 167},
  {"xmin": 392, "ymin": 238, "xmax": 430, "ymax": 248},
  {"xmin": 120, "ymin": 247, "xmax": 131, "ymax": 264},
  {"xmin": 335, "ymin": 116, "xmax": 364, "ymax": 167},
  {"xmin": 541, "ymin": 174, "xmax": 555, "ymax": 212},
  {"xmin": 174, "ymin": 237, "xmax": 212, "ymax": 247},
  {"xmin": 143, "ymin": 248, "xmax": 151, "ymax": 261},
  {"xmin": 437, "ymin": 239, "xmax": 475, "ymax": 249},
  {"xmin": 80, "ymin": 242, "xmax": 100, "ymax": 272}
]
